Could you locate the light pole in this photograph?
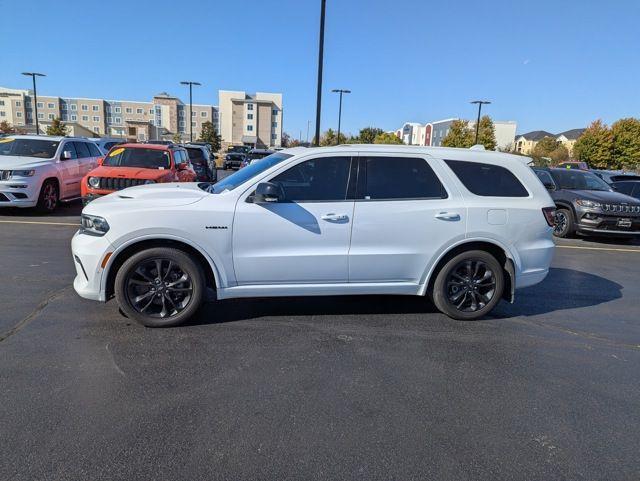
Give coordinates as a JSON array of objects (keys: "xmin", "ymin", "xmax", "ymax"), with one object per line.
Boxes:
[
  {"xmin": 470, "ymin": 100, "xmax": 491, "ymax": 145},
  {"xmin": 331, "ymin": 89, "xmax": 350, "ymax": 145},
  {"xmin": 306, "ymin": 120, "xmax": 311, "ymax": 144},
  {"xmin": 180, "ymin": 81, "xmax": 201, "ymax": 142},
  {"xmin": 314, "ymin": 0, "xmax": 327, "ymax": 146},
  {"xmin": 22, "ymin": 72, "xmax": 46, "ymax": 135}
]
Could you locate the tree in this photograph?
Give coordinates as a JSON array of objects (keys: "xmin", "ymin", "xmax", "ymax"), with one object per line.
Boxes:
[
  {"xmin": 45, "ymin": 117, "xmax": 68, "ymax": 136},
  {"xmin": 318, "ymin": 128, "xmax": 349, "ymax": 146},
  {"xmin": 198, "ymin": 121, "xmax": 221, "ymax": 152},
  {"xmin": 373, "ymin": 132, "xmax": 404, "ymax": 145},
  {"xmin": 442, "ymin": 120, "xmax": 474, "ymax": 148},
  {"xmin": 357, "ymin": 127, "xmax": 384, "ymax": 144},
  {"xmin": 0, "ymin": 120, "xmax": 15, "ymax": 134},
  {"xmin": 281, "ymin": 132, "xmax": 292, "ymax": 148},
  {"xmin": 573, "ymin": 120, "xmax": 613, "ymax": 169},
  {"xmin": 172, "ymin": 132, "xmax": 182, "ymax": 144},
  {"xmin": 611, "ymin": 118, "xmax": 640, "ymax": 170},
  {"xmin": 476, "ymin": 116, "xmax": 497, "ymax": 150},
  {"xmin": 531, "ymin": 136, "xmax": 569, "ymax": 164}
]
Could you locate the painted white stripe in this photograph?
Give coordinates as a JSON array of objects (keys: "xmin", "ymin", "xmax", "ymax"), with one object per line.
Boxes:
[
  {"xmin": 557, "ymin": 245, "xmax": 640, "ymax": 253},
  {"xmin": 0, "ymin": 220, "xmax": 78, "ymax": 227}
]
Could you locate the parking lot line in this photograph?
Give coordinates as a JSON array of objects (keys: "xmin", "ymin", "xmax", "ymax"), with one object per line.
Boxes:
[
  {"xmin": 557, "ymin": 245, "xmax": 640, "ymax": 253},
  {"xmin": 0, "ymin": 220, "xmax": 78, "ymax": 227}
]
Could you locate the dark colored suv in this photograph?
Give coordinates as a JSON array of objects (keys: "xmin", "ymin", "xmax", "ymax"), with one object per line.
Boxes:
[
  {"xmin": 183, "ymin": 144, "xmax": 218, "ymax": 182},
  {"xmin": 534, "ymin": 167, "xmax": 640, "ymax": 238}
]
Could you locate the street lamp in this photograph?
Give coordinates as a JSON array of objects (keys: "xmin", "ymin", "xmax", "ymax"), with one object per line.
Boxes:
[
  {"xmin": 314, "ymin": 0, "xmax": 327, "ymax": 146},
  {"xmin": 331, "ymin": 89, "xmax": 351, "ymax": 145},
  {"xmin": 470, "ymin": 100, "xmax": 491, "ymax": 145},
  {"xmin": 22, "ymin": 72, "xmax": 46, "ymax": 135},
  {"xmin": 180, "ymin": 81, "xmax": 201, "ymax": 142}
]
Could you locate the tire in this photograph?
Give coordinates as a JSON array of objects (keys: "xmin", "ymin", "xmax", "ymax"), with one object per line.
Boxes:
[
  {"xmin": 432, "ymin": 250, "xmax": 504, "ymax": 320},
  {"xmin": 114, "ymin": 247, "xmax": 205, "ymax": 327},
  {"xmin": 553, "ymin": 208, "xmax": 575, "ymax": 238},
  {"xmin": 36, "ymin": 179, "xmax": 59, "ymax": 214}
]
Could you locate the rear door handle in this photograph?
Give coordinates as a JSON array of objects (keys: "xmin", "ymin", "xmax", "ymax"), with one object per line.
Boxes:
[
  {"xmin": 321, "ymin": 213, "xmax": 349, "ymax": 222},
  {"xmin": 434, "ymin": 212, "xmax": 461, "ymax": 221}
]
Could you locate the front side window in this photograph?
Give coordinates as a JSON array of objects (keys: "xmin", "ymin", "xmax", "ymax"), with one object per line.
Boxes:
[
  {"xmin": 359, "ymin": 157, "xmax": 447, "ymax": 200},
  {"xmin": 209, "ymin": 153, "xmax": 293, "ymax": 193},
  {"xmin": 445, "ymin": 160, "xmax": 528, "ymax": 197},
  {"xmin": 61, "ymin": 142, "xmax": 78, "ymax": 159},
  {"xmin": 103, "ymin": 148, "xmax": 171, "ymax": 169},
  {"xmin": 271, "ymin": 156, "xmax": 352, "ymax": 202},
  {"xmin": 0, "ymin": 137, "xmax": 60, "ymax": 159}
]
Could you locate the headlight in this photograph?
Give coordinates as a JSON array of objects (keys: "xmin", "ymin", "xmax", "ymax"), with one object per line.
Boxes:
[
  {"xmin": 576, "ymin": 199, "xmax": 602, "ymax": 209},
  {"xmin": 80, "ymin": 214, "xmax": 110, "ymax": 236},
  {"xmin": 9, "ymin": 169, "xmax": 35, "ymax": 178},
  {"xmin": 88, "ymin": 176, "xmax": 100, "ymax": 188},
  {"xmin": 144, "ymin": 180, "xmax": 156, "ymax": 185}
]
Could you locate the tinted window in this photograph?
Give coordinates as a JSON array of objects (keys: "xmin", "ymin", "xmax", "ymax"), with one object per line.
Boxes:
[
  {"xmin": 359, "ymin": 157, "xmax": 447, "ymax": 200},
  {"xmin": 209, "ymin": 152, "xmax": 292, "ymax": 193},
  {"xmin": 550, "ymin": 169, "xmax": 612, "ymax": 192},
  {"xmin": 87, "ymin": 143, "xmax": 102, "ymax": 157},
  {"xmin": 446, "ymin": 160, "xmax": 528, "ymax": 197},
  {"xmin": 186, "ymin": 147, "xmax": 206, "ymax": 165},
  {"xmin": 612, "ymin": 182, "xmax": 635, "ymax": 195},
  {"xmin": 0, "ymin": 138, "xmax": 59, "ymax": 159},
  {"xmin": 103, "ymin": 148, "xmax": 171, "ymax": 169},
  {"xmin": 534, "ymin": 169, "xmax": 555, "ymax": 186},
  {"xmin": 73, "ymin": 142, "xmax": 91, "ymax": 159},
  {"xmin": 103, "ymin": 142, "xmax": 119, "ymax": 151},
  {"xmin": 61, "ymin": 142, "xmax": 78, "ymax": 159},
  {"xmin": 271, "ymin": 157, "xmax": 351, "ymax": 202}
]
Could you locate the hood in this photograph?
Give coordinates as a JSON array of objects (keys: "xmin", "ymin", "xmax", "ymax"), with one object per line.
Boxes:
[
  {"xmin": 0, "ymin": 155, "xmax": 54, "ymax": 170},
  {"xmin": 84, "ymin": 182, "xmax": 209, "ymax": 215},
  {"xmin": 569, "ymin": 189, "xmax": 640, "ymax": 205},
  {"xmin": 88, "ymin": 165, "xmax": 171, "ymax": 180}
]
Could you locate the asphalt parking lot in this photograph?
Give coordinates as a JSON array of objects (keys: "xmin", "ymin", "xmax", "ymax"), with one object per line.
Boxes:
[{"xmin": 1, "ymin": 188, "xmax": 639, "ymax": 480}]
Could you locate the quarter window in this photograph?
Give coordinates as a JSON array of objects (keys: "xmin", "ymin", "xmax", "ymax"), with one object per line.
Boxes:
[
  {"xmin": 359, "ymin": 157, "xmax": 447, "ymax": 200},
  {"xmin": 445, "ymin": 160, "xmax": 528, "ymax": 197},
  {"xmin": 271, "ymin": 156, "xmax": 352, "ymax": 202}
]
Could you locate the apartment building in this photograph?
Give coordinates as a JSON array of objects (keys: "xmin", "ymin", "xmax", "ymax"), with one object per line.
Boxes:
[
  {"xmin": 0, "ymin": 86, "xmax": 219, "ymax": 143},
  {"xmin": 218, "ymin": 90, "xmax": 283, "ymax": 149},
  {"xmin": 514, "ymin": 129, "xmax": 585, "ymax": 156}
]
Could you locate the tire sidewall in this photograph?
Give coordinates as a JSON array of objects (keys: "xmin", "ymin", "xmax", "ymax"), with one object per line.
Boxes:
[
  {"xmin": 37, "ymin": 180, "xmax": 59, "ymax": 213},
  {"xmin": 553, "ymin": 208, "xmax": 574, "ymax": 238},
  {"xmin": 115, "ymin": 247, "xmax": 205, "ymax": 327},
  {"xmin": 433, "ymin": 250, "xmax": 504, "ymax": 320}
]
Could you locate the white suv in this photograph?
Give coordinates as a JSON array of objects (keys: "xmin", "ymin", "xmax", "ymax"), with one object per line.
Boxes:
[
  {"xmin": 72, "ymin": 145, "xmax": 556, "ymax": 327},
  {"xmin": 0, "ymin": 135, "xmax": 102, "ymax": 212}
]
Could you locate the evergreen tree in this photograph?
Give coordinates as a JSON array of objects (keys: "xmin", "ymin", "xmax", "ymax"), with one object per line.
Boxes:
[
  {"xmin": 45, "ymin": 117, "xmax": 68, "ymax": 136},
  {"xmin": 198, "ymin": 121, "xmax": 221, "ymax": 152}
]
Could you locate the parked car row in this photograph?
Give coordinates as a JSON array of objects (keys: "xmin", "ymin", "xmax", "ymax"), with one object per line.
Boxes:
[{"xmin": 0, "ymin": 135, "xmax": 220, "ymax": 212}]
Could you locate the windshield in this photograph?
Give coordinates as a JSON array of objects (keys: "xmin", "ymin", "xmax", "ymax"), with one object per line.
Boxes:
[
  {"xmin": 207, "ymin": 152, "xmax": 292, "ymax": 193},
  {"xmin": 0, "ymin": 138, "xmax": 60, "ymax": 159},
  {"xmin": 551, "ymin": 169, "xmax": 612, "ymax": 191},
  {"xmin": 249, "ymin": 152, "xmax": 271, "ymax": 160},
  {"xmin": 103, "ymin": 147, "xmax": 171, "ymax": 169},
  {"xmin": 228, "ymin": 146, "xmax": 250, "ymax": 154},
  {"xmin": 186, "ymin": 148, "xmax": 206, "ymax": 165}
]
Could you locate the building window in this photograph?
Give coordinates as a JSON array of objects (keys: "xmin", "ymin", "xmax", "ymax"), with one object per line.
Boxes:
[
  {"xmin": 272, "ymin": 109, "xmax": 278, "ymax": 116},
  {"xmin": 93, "ymin": 127, "xmax": 100, "ymax": 133},
  {"xmin": 81, "ymin": 115, "xmax": 88, "ymax": 121},
  {"xmin": 272, "ymin": 134, "xmax": 277, "ymax": 140},
  {"xmin": 179, "ymin": 110, "xmax": 184, "ymax": 117},
  {"xmin": 272, "ymin": 122, "xmax": 277, "ymax": 127},
  {"xmin": 149, "ymin": 108, "xmax": 154, "ymax": 114},
  {"xmin": 247, "ymin": 125, "xmax": 253, "ymax": 131},
  {"xmin": 81, "ymin": 104, "xmax": 88, "ymax": 111},
  {"xmin": 114, "ymin": 117, "xmax": 121, "ymax": 124},
  {"xmin": 71, "ymin": 115, "xmax": 77, "ymax": 121},
  {"xmin": 0, "ymin": 111, "xmax": 5, "ymax": 117},
  {"xmin": 115, "ymin": 107, "xmax": 121, "ymax": 113},
  {"xmin": 106, "ymin": 106, "xmax": 111, "ymax": 113},
  {"xmin": 247, "ymin": 103, "xmax": 254, "ymax": 111},
  {"xmin": 107, "ymin": 116, "xmax": 113, "ymax": 123},
  {"xmin": 179, "ymin": 121, "xmax": 185, "ymax": 127},
  {"xmin": 92, "ymin": 105, "xmax": 99, "ymax": 111},
  {"xmin": 37, "ymin": 113, "xmax": 44, "ymax": 119},
  {"xmin": 136, "ymin": 108, "xmax": 143, "ymax": 114},
  {"xmin": 61, "ymin": 104, "xmax": 67, "ymax": 110},
  {"xmin": 47, "ymin": 102, "xmax": 55, "ymax": 109},
  {"xmin": 125, "ymin": 108, "xmax": 132, "ymax": 114},
  {"xmin": 61, "ymin": 114, "xmax": 67, "ymax": 121},
  {"xmin": 71, "ymin": 104, "xmax": 77, "ymax": 111},
  {"xmin": 37, "ymin": 102, "xmax": 44, "ymax": 108},
  {"xmin": 191, "ymin": 111, "xmax": 196, "ymax": 117},
  {"xmin": 92, "ymin": 116, "xmax": 100, "ymax": 122},
  {"xmin": 16, "ymin": 112, "xmax": 23, "ymax": 118},
  {"xmin": 0, "ymin": 100, "xmax": 5, "ymax": 106},
  {"xmin": 26, "ymin": 101, "xmax": 32, "ymax": 108},
  {"xmin": 201, "ymin": 111, "xmax": 207, "ymax": 117},
  {"xmin": 15, "ymin": 101, "xmax": 21, "ymax": 107},
  {"xmin": 247, "ymin": 113, "xmax": 253, "ymax": 120},
  {"xmin": 26, "ymin": 112, "xmax": 32, "ymax": 119},
  {"xmin": 191, "ymin": 121, "xmax": 196, "ymax": 127}
]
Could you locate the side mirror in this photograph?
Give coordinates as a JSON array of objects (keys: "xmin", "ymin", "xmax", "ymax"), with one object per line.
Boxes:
[
  {"xmin": 61, "ymin": 150, "xmax": 73, "ymax": 160},
  {"xmin": 543, "ymin": 182, "xmax": 555, "ymax": 191},
  {"xmin": 254, "ymin": 182, "xmax": 285, "ymax": 203},
  {"xmin": 97, "ymin": 157, "xmax": 104, "ymax": 166}
]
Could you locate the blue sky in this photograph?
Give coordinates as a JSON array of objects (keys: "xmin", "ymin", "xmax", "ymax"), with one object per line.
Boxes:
[{"xmin": 1, "ymin": 0, "xmax": 639, "ymax": 137}]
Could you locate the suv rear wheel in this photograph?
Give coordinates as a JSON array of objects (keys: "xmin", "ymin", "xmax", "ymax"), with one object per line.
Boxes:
[
  {"xmin": 553, "ymin": 208, "xmax": 575, "ymax": 238},
  {"xmin": 115, "ymin": 247, "xmax": 205, "ymax": 327},
  {"xmin": 432, "ymin": 250, "xmax": 504, "ymax": 320}
]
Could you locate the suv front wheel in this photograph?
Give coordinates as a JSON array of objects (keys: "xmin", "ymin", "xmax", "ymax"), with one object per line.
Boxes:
[
  {"xmin": 432, "ymin": 250, "xmax": 504, "ymax": 320},
  {"xmin": 115, "ymin": 247, "xmax": 205, "ymax": 327}
]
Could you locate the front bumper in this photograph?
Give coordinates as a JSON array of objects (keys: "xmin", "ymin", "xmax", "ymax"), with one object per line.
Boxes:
[
  {"xmin": 71, "ymin": 230, "xmax": 115, "ymax": 302},
  {"xmin": 575, "ymin": 209, "xmax": 640, "ymax": 236},
  {"xmin": 0, "ymin": 179, "xmax": 39, "ymax": 208}
]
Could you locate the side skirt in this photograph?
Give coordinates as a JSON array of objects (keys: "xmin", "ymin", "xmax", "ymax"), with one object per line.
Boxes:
[{"xmin": 216, "ymin": 282, "xmax": 422, "ymax": 300}]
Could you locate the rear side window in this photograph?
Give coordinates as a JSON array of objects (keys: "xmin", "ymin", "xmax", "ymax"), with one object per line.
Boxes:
[
  {"xmin": 359, "ymin": 157, "xmax": 447, "ymax": 200},
  {"xmin": 87, "ymin": 143, "xmax": 101, "ymax": 157},
  {"xmin": 73, "ymin": 141, "xmax": 91, "ymax": 159},
  {"xmin": 445, "ymin": 160, "xmax": 528, "ymax": 197},
  {"xmin": 613, "ymin": 182, "xmax": 635, "ymax": 195}
]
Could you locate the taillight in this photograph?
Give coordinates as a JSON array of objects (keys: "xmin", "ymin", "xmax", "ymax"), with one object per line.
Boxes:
[{"xmin": 542, "ymin": 207, "xmax": 556, "ymax": 227}]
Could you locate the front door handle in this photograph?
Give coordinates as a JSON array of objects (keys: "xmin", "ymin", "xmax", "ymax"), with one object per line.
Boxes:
[
  {"xmin": 321, "ymin": 213, "xmax": 349, "ymax": 222},
  {"xmin": 434, "ymin": 212, "xmax": 461, "ymax": 221}
]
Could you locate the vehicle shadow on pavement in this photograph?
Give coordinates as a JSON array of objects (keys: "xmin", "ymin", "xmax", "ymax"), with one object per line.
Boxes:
[
  {"xmin": 494, "ymin": 267, "xmax": 623, "ymax": 318},
  {"xmin": 0, "ymin": 201, "xmax": 83, "ymax": 218},
  {"xmin": 188, "ymin": 294, "xmax": 439, "ymax": 326}
]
